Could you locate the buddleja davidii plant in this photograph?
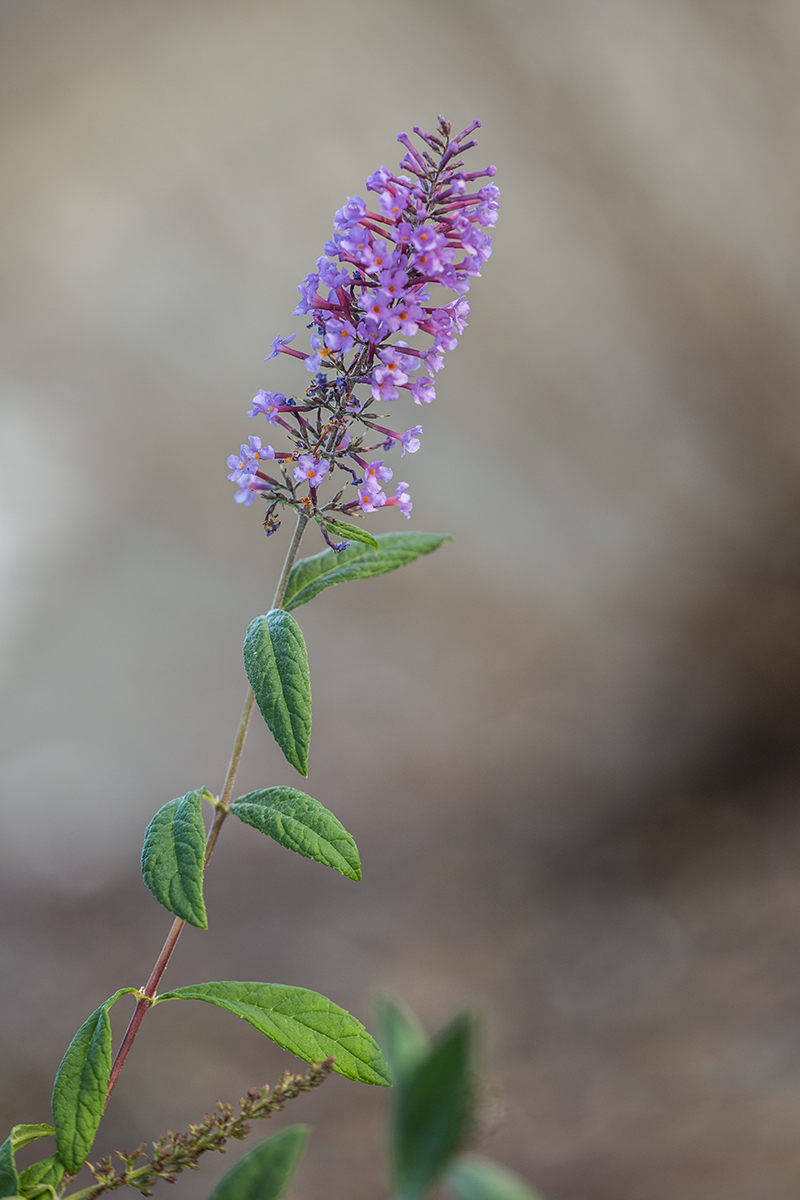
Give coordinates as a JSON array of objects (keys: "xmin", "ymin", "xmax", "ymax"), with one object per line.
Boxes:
[{"xmin": 0, "ymin": 116, "xmax": 499, "ymax": 1200}]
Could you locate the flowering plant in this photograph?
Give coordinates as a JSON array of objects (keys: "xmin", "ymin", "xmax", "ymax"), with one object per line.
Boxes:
[{"xmin": 0, "ymin": 118, "xmax": 535, "ymax": 1200}]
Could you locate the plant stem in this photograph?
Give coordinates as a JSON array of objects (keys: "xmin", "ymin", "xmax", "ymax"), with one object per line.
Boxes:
[
  {"xmin": 271, "ymin": 511, "xmax": 309, "ymax": 609},
  {"xmin": 105, "ymin": 512, "xmax": 309, "ymax": 1105}
]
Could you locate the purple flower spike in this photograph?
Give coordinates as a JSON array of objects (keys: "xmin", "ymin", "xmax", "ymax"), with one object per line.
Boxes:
[{"xmin": 228, "ymin": 116, "xmax": 497, "ymax": 538}]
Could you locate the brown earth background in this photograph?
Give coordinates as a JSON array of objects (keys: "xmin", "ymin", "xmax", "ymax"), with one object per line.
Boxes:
[{"xmin": 4, "ymin": 2, "xmax": 800, "ymax": 1198}]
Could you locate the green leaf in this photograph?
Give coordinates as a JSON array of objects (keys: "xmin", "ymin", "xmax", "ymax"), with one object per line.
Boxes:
[
  {"xmin": 392, "ymin": 1013, "xmax": 476, "ymax": 1200},
  {"xmin": 0, "ymin": 1122, "xmax": 55, "ymax": 1196},
  {"xmin": 3, "ymin": 1131, "xmax": 54, "ymax": 1156},
  {"xmin": 52, "ymin": 989, "xmax": 136, "ymax": 1175},
  {"xmin": 446, "ymin": 1156, "xmax": 545, "ymax": 1200},
  {"xmin": 375, "ymin": 995, "xmax": 429, "ymax": 1090},
  {"xmin": 18, "ymin": 1156, "xmax": 64, "ymax": 1200},
  {"xmin": 0, "ymin": 1137, "xmax": 19, "ymax": 1200},
  {"xmin": 157, "ymin": 982, "xmax": 390, "ymax": 1087},
  {"xmin": 140, "ymin": 789, "xmax": 210, "ymax": 929},
  {"xmin": 231, "ymin": 787, "xmax": 361, "ymax": 881},
  {"xmin": 317, "ymin": 516, "xmax": 379, "ymax": 551},
  {"xmin": 207, "ymin": 1126, "xmax": 309, "ymax": 1200},
  {"xmin": 283, "ymin": 532, "xmax": 452, "ymax": 612},
  {"xmin": 243, "ymin": 610, "xmax": 311, "ymax": 776}
]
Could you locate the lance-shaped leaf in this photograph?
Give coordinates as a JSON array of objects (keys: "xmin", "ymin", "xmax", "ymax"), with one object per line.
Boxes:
[
  {"xmin": 52, "ymin": 989, "xmax": 136, "ymax": 1175},
  {"xmin": 392, "ymin": 1012, "xmax": 476, "ymax": 1200},
  {"xmin": 317, "ymin": 516, "xmax": 379, "ymax": 551},
  {"xmin": 446, "ymin": 1155, "xmax": 545, "ymax": 1200},
  {"xmin": 375, "ymin": 995, "xmax": 429, "ymax": 1090},
  {"xmin": 140, "ymin": 789, "xmax": 210, "ymax": 928},
  {"xmin": 18, "ymin": 1156, "xmax": 64, "ymax": 1200},
  {"xmin": 244, "ymin": 610, "xmax": 311, "ymax": 775},
  {"xmin": 283, "ymin": 532, "xmax": 451, "ymax": 611},
  {"xmin": 0, "ymin": 1127, "xmax": 55, "ymax": 1200},
  {"xmin": 157, "ymin": 982, "xmax": 390, "ymax": 1087},
  {"xmin": 231, "ymin": 787, "xmax": 360, "ymax": 881},
  {"xmin": 207, "ymin": 1126, "xmax": 309, "ymax": 1200}
]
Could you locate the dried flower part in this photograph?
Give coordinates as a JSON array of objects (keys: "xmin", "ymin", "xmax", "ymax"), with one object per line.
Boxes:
[
  {"xmin": 81, "ymin": 1060, "xmax": 334, "ymax": 1199},
  {"xmin": 226, "ymin": 117, "xmax": 498, "ymax": 547}
]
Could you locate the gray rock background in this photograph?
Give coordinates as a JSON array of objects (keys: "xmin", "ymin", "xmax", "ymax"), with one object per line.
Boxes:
[{"xmin": 3, "ymin": 1, "xmax": 800, "ymax": 1197}]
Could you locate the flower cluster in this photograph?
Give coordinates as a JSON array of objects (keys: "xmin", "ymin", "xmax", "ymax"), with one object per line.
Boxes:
[{"xmin": 227, "ymin": 116, "xmax": 498, "ymax": 548}]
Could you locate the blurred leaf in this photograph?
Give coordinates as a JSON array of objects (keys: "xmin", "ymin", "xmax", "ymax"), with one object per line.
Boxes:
[
  {"xmin": 206, "ymin": 1126, "xmax": 309, "ymax": 1200},
  {"xmin": 244, "ymin": 610, "xmax": 311, "ymax": 776},
  {"xmin": 318, "ymin": 516, "xmax": 379, "ymax": 551},
  {"xmin": 157, "ymin": 982, "xmax": 391, "ymax": 1086},
  {"xmin": 231, "ymin": 787, "xmax": 360, "ymax": 880},
  {"xmin": 0, "ymin": 1136, "xmax": 19, "ymax": 1199},
  {"xmin": 18, "ymin": 1156, "xmax": 64, "ymax": 1200},
  {"xmin": 375, "ymin": 995, "xmax": 429, "ymax": 1089},
  {"xmin": 52, "ymin": 990, "xmax": 136, "ymax": 1174},
  {"xmin": 446, "ymin": 1156, "xmax": 545, "ymax": 1200},
  {"xmin": 283, "ymin": 532, "xmax": 451, "ymax": 611},
  {"xmin": 392, "ymin": 1013, "xmax": 475, "ymax": 1200},
  {"xmin": 140, "ymin": 789, "xmax": 210, "ymax": 928}
]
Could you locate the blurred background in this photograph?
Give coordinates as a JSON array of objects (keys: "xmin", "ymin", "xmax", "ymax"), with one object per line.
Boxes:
[{"xmin": 3, "ymin": 1, "xmax": 800, "ymax": 1197}]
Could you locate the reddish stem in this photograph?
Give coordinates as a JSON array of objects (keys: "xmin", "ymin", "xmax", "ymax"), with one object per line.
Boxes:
[{"xmin": 104, "ymin": 515, "xmax": 308, "ymax": 1106}]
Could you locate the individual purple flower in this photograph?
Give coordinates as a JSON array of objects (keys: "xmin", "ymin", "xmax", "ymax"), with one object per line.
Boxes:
[
  {"xmin": 401, "ymin": 425, "xmax": 422, "ymax": 456},
  {"xmin": 323, "ymin": 316, "xmax": 356, "ymax": 352},
  {"xmin": 411, "ymin": 241, "xmax": 455, "ymax": 277},
  {"xmin": 339, "ymin": 226, "xmax": 373, "ymax": 262},
  {"xmin": 333, "ymin": 196, "xmax": 368, "ymax": 230},
  {"xmin": 293, "ymin": 271, "xmax": 321, "ymax": 315},
  {"xmin": 248, "ymin": 390, "xmax": 286, "ymax": 423},
  {"xmin": 362, "ymin": 459, "xmax": 393, "ymax": 493},
  {"xmin": 386, "ymin": 297, "xmax": 424, "ymax": 337},
  {"xmin": 358, "ymin": 485, "xmax": 386, "ymax": 513},
  {"xmin": 363, "ymin": 240, "xmax": 396, "ymax": 275},
  {"xmin": 265, "ymin": 334, "xmax": 297, "ymax": 360},
  {"xmin": 234, "ymin": 480, "xmax": 259, "ymax": 506},
  {"xmin": 448, "ymin": 298, "xmax": 470, "ymax": 334},
  {"xmin": 244, "ymin": 435, "xmax": 275, "ymax": 461},
  {"xmin": 227, "ymin": 437, "xmax": 274, "ymax": 482},
  {"xmin": 377, "ymin": 185, "xmax": 411, "ymax": 219},
  {"xmin": 293, "ymin": 455, "xmax": 330, "ymax": 487},
  {"xmin": 305, "ymin": 332, "xmax": 324, "ymax": 373},
  {"xmin": 357, "ymin": 314, "xmax": 388, "ymax": 344},
  {"xmin": 316, "ymin": 256, "xmax": 350, "ymax": 289},
  {"xmin": 361, "ymin": 291, "xmax": 393, "ymax": 325},
  {"xmin": 371, "ymin": 352, "xmax": 408, "ymax": 401},
  {"xmin": 410, "ymin": 376, "xmax": 436, "ymax": 405},
  {"xmin": 366, "ymin": 166, "xmax": 393, "ymax": 192},
  {"xmin": 378, "ymin": 265, "xmax": 409, "ymax": 300},
  {"xmin": 387, "ymin": 481, "xmax": 412, "ymax": 518},
  {"xmin": 421, "ymin": 347, "xmax": 445, "ymax": 375},
  {"xmin": 227, "ymin": 453, "xmax": 251, "ymax": 482}
]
